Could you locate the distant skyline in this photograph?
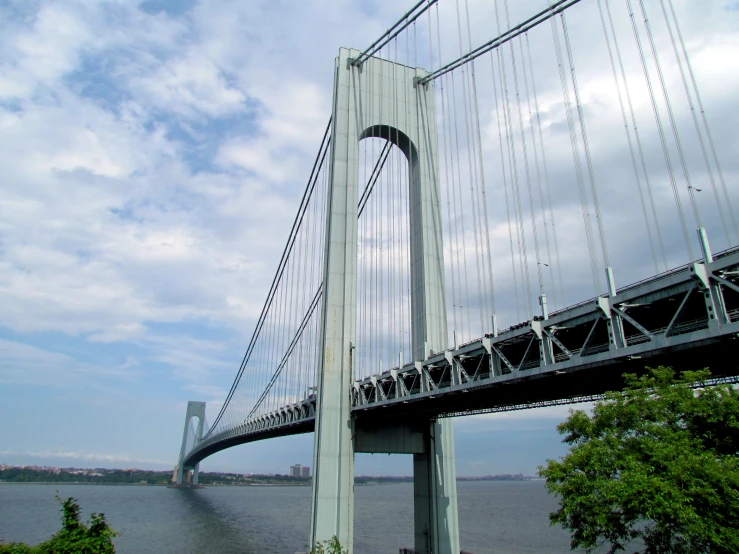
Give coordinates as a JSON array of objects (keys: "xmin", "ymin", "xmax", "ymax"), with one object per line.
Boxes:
[{"xmin": 2, "ymin": 0, "xmax": 738, "ymax": 478}]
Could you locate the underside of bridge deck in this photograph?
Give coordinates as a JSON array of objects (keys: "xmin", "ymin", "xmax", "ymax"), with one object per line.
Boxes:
[
  {"xmin": 182, "ymin": 419, "xmax": 314, "ymax": 468},
  {"xmin": 352, "ymin": 335, "xmax": 739, "ymax": 423}
]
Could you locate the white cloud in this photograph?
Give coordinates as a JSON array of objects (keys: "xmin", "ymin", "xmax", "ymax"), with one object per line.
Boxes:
[
  {"xmin": 0, "ymin": 449, "xmax": 171, "ymax": 467},
  {"xmin": 0, "ymin": 338, "xmax": 71, "ymax": 370},
  {"xmin": 0, "ymin": 338, "xmax": 138, "ymax": 387},
  {"xmin": 130, "ymin": 51, "xmax": 247, "ymax": 119},
  {"xmin": 0, "ymin": 4, "xmax": 91, "ymax": 99},
  {"xmin": 88, "ymin": 323, "xmax": 147, "ymax": 343},
  {"xmin": 215, "ymin": 81, "xmax": 329, "ymax": 183}
]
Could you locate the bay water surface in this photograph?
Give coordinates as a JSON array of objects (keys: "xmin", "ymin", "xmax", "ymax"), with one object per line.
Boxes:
[{"xmin": 1, "ymin": 481, "xmax": 596, "ymax": 553}]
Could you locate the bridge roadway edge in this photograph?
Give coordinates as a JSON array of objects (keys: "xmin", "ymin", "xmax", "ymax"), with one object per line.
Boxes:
[{"xmin": 181, "ymin": 327, "xmax": 738, "ymax": 470}]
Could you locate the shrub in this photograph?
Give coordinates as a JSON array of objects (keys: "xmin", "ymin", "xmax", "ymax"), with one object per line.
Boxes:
[
  {"xmin": 309, "ymin": 536, "xmax": 348, "ymax": 554},
  {"xmin": 0, "ymin": 496, "xmax": 117, "ymax": 554}
]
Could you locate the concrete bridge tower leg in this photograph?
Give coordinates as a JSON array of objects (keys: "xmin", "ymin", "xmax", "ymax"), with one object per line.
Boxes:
[
  {"xmin": 311, "ymin": 47, "xmax": 459, "ymax": 554},
  {"xmin": 176, "ymin": 401, "xmax": 206, "ymax": 485},
  {"xmin": 412, "ymin": 420, "xmax": 459, "ymax": 554},
  {"xmin": 191, "ymin": 412, "xmax": 205, "ymax": 485}
]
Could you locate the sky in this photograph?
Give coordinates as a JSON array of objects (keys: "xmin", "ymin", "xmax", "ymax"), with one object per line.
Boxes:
[{"xmin": 1, "ymin": 0, "xmax": 738, "ymax": 477}]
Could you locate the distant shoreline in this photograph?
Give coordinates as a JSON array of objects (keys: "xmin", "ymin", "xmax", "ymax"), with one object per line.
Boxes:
[
  {"xmin": 1, "ymin": 466, "xmax": 538, "ymax": 486},
  {"xmin": 1, "ymin": 478, "xmax": 540, "ymax": 486},
  {"xmin": 0, "ymin": 481, "xmax": 172, "ymax": 486}
]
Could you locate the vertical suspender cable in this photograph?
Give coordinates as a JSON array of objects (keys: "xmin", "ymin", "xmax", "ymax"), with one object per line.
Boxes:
[
  {"xmin": 298, "ymin": 198, "xmax": 311, "ymax": 402},
  {"xmin": 280, "ymin": 248, "xmax": 292, "ymax": 410},
  {"xmin": 319, "ymin": 156, "xmax": 328, "ymax": 385},
  {"xmin": 495, "ymin": 0, "xmax": 531, "ymax": 314},
  {"xmin": 637, "ymin": 0, "xmax": 702, "ymax": 231},
  {"xmin": 503, "ymin": 0, "xmax": 535, "ymax": 314},
  {"xmin": 561, "ymin": 13, "xmax": 610, "ymax": 273},
  {"xmin": 665, "ymin": 0, "xmax": 738, "ymax": 243},
  {"xmin": 436, "ymin": 5, "xmax": 459, "ymax": 342},
  {"xmin": 367, "ymin": 59, "xmax": 374, "ymax": 376},
  {"xmin": 396, "ymin": 36, "xmax": 409, "ymax": 363},
  {"xmin": 520, "ymin": 31, "xmax": 555, "ymax": 305},
  {"xmin": 404, "ymin": 29, "xmax": 414, "ymax": 355},
  {"xmin": 360, "ymin": 69, "xmax": 367, "ymax": 380},
  {"xmin": 391, "ymin": 39, "xmax": 397, "ymax": 368},
  {"xmin": 450, "ymin": 71, "xmax": 472, "ymax": 340},
  {"xmin": 270, "ymin": 258, "xmax": 285, "ymax": 413},
  {"xmin": 491, "ymin": 1, "xmax": 523, "ymax": 320},
  {"xmin": 382, "ymin": 43, "xmax": 388, "ymax": 368},
  {"xmin": 626, "ymin": 0, "xmax": 694, "ymax": 260},
  {"xmin": 456, "ymin": 0, "xmax": 486, "ymax": 333},
  {"xmin": 596, "ymin": 0, "xmax": 659, "ymax": 274},
  {"xmin": 437, "ymin": 6, "xmax": 461, "ymax": 340},
  {"xmin": 658, "ymin": 0, "xmax": 731, "ymax": 244},
  {"xmin": 390, "ymin": 36, "xmax": 398, "ymax": 367},
  {"xmin": 307, "ymin": 163, "xmax": 320, "ymax": 395},
  {"xmin": 284, "ymin": 208, "xmax": 297, "ymax": 407},
  {"xmin": 604, "ymin": 0, "xmax": 668, "ymax": 271},
  {"xmin": 465, "ymin": 0, "xmax": 497, "ymax": 322},
  {"xmin": 278, "ymin": 258, "xmax": 290, "ymax": 411},
  {"xmin": 512, "ymin": 27, "xmax": 547, "ymax": 302},
  {"xmin": 551, "ymin": 13, "xmax": 601, "ymax": 295},
  {"xmin": 461, "ymin": 0, "xmax": 492, "ymax": 332},
  {"xmin": 398, "ymin": 37, "xmax": 415, "ymax": 359},
  {"xmin": 287, "ymin": 196, "xmax": 303, "ymax": 406},
  {"xmin": 490, "ymin": 49, "xmax": 522, "ymax": 322},
  {"xmin": 524, "ymin": 33, "xmax": 564, "ymax": 306}
]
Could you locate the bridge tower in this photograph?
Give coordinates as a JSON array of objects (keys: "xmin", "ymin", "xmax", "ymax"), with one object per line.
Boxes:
[
  {"xmin": 175, "ymin": 400, "xmax": 206, "ymax": 485},
  {"xmin": 310, "ymin": 48, "xmax": 459, "ymax": 554}
]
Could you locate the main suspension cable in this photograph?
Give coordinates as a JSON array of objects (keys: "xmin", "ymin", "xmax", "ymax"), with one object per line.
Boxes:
[
  {"xmin": 353, "ymin": 0, "xmax": 438, "ymax": 66},
  {"xmin": 420, "ymin": 0, "xmax": 585, "ymax": 84}
]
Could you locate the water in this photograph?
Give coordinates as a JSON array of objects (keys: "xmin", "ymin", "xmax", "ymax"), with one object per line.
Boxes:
[{"xmin": 0, "ymin": 481, "xmax": 579, "ymax": 553}]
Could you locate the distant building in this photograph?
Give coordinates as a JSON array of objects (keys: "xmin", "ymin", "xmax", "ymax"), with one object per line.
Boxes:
[{"xmin": 288, "ymin": 464, "xmax": 311, "ymax": 477}]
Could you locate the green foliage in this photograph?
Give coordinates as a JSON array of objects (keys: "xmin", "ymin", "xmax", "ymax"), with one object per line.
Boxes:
[
  {"xmin": 309, "ymin": 536, "xmax": 348, "ymax": 554},
  {"xmin": 0, "ymin": 544, "xmax": 39, "ymax": 554},
  {"xmin": 539, "ymin": 366, "xmax": 739, "ymax": 553},
  {"xmin": 0, "ymin": 468, "xmax": 171, "ymax": 485},
  {"xmin": 0, "ymin": 496, "xmax": 117, "ymax": 554},
  {"xmin": 196, "ymin": 472, "xmax": 311, "ymax": 485}
]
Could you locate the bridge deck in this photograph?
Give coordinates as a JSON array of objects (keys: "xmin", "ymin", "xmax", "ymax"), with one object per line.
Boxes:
[{"xmin": 183, "ymin": 248, "xmax": 739, "ymax": 467}]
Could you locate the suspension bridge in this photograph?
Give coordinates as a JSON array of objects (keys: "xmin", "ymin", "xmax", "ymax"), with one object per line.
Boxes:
[{"xmin": 174, "ymin": 0, "xmax": 739, "ymax": 552}]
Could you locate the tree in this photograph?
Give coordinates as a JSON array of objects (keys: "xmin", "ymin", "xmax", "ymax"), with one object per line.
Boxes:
[
  {"xmin": 309, "ymin": 536, "xmax": 348, "ymax": 554},
  {"xmin": 539, "ymin": 366, "xmax": 739, "ymax": 553},
  {"xmin": 0, "ymin": 496, "xmax": 117, "ymax": 554}
]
